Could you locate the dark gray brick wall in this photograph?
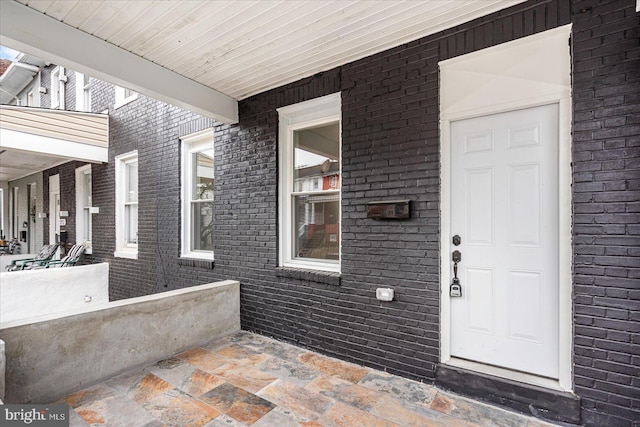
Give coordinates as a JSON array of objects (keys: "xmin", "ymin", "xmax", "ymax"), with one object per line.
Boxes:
[
  {"xmin": 89, "ymin": 79, "xmax": 219, "ymax": 300},
  {"xmin": 571, "ymin": 1, "xmax": 640, "ymax": 426},
  {"xmin": 39, "ymin": 64, "xmax": 76, "ymax": 110},
  {"xmin": 39, "ymin": 65, "xmax": 52, "ymax": 109},
  {"xmin": 214, "ymin": 1, "xmax": 638, "ymax": 425}
]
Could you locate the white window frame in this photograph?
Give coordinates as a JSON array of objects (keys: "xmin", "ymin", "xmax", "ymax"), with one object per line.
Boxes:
[
  {"xmin": 75, "ymin": 72, "xmax": 91, "ymax": 112},
  {"xmin": 180, "ymin": 129, "xmax": 215, "ymax": 260},
  {"xmin": 115, "ymin": 86, "xmax": 138, "ymax": 109},
  {"xmin": 75, "ymin": 165, "xmax": 93, "ymax": 254},
  {"xmin": 277, "ymin": 92, "xmax": 341, "ymax": 272},
  {"xmin": 114, "ymin": 151, "xmax": 138, "ymax": 259},
  {"xmin": 50, "ymin": 66, "xmax": 65, "ymax": 109}
]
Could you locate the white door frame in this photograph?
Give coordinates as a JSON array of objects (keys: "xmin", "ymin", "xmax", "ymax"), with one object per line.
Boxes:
[
  {"xmin": 28, "ymin": 182, "xmax": 36, "ymax": 252},
  {"xmin": 49, "ymin": 174, "xmax": 61, "ymax": 258},
  {"xmin": 439, "ymin": 25, "xmax": 573, "ymax": 392}
]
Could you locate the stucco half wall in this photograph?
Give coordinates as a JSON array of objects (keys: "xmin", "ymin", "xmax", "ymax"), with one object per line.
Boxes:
[
  {"xmin": 0, "ymin": 280, "xmax": 240, "ymax": 404},
  {"xmin": 0, "ymin": 263, "xmax": 110, "ymax": 323}
]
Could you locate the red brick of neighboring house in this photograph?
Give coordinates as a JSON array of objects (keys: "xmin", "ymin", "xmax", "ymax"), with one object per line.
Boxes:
[{"xmin": 0, "ymin": 59, "xmax": 12, "ymax": 76}]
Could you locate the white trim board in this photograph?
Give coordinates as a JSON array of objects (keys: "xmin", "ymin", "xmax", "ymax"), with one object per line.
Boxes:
[
  {"xmin": 438, "ymin": 24, "xmax": 573, "ymax": 392},
  {"xmin": 0, "ymin": 128, "xmax": 107, "ymax": 163}
]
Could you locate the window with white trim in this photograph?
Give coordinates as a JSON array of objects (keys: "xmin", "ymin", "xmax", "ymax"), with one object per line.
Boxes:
[
  {"xmin": 115, "ymin": 86, "xmax": 138, "ymax": 109},
  {"xmin": 278, "ymin": 93, "xmax": 341, "ymax": 272},
  {"xmin": 75, "ymin": 72, "xmax": 91, "ymax": 112},
  {"xmin": 115, "ymin": 151, "xmax": 138, "ymax": 258},
  {"xmin": 181, "ymin": 130, "xmax": 214, "ymax": 259},
  {"xmin": 50, "ymin": 66, "xmax": 65, "ymax": 109},
  {"xmin": 75, "ymin": 165, "xmax": 93, "ymax": 253}
]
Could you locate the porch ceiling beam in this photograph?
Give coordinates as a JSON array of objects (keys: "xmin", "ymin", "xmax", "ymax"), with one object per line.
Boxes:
[{"xmin": 0, "ymin": 1, "xmax": 238, "ymax": 124}]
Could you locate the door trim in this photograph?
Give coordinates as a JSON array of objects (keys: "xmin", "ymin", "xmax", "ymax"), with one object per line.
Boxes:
[{"xmin": 438, "ymin": 25, "xmax": 573, "ymax": 392}]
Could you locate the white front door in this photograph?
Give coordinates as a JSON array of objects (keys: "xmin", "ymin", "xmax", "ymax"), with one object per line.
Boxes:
[{"xmin": 450, "ymin": 104, "xmax": 559, "ymax": 379}]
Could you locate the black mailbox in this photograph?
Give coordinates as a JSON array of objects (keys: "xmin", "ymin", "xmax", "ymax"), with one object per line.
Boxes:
[{"xmin": 366, "ymin": 200, "xmax": 410, "ymax": 220}]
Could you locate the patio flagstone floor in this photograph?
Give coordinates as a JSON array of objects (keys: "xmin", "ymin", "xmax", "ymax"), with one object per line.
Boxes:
[{"xmin": 63, "ymin": 331, "xmax": 559, "ymax": 427}]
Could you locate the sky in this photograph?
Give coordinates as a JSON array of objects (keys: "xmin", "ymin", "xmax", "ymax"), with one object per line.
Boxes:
[{"xmin": 0, "ymin": 46, "xmax": 20, "ymax": 60}]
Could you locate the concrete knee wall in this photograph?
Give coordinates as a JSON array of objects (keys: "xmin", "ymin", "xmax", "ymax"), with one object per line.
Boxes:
[{"xmin": 0, "ymin": 280, "xmax": 240, "ymax": 403}]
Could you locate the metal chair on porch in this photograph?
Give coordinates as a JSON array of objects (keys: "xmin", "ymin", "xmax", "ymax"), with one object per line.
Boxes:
[
  {"xmin": 39, "ymin": 244, "xmax": 86, "ymax": 269},
  {"xmin": 5, "ymin": 244, "xmax": 59, "ymax": 271}
]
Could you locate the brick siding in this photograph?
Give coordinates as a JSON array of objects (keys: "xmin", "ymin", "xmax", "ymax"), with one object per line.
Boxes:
[
  {"xmin": 571, "ymin": 1, "xmax": 640, "ymax": 425},
  {"xmin": 89, "ymin": 79, "xmax": 219, "ymax": 300}
]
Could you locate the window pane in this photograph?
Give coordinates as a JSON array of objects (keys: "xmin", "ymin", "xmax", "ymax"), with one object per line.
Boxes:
[
  {"xmin": 125, "ymin": 204, "xmax": 138, "ymax": 244},
  {"xmin": 83, "ymin": 207, "xmax": 92, "ymax": 241},
  {"xmin": 191, "ymin": 201, "xmax": 214, "ymax": 251},
  {"xmin": 126, "ymin": 161, "xmax": 138, "ymax": 203},
  {"xmin": 293, "ymin": 122, "xmax": 340, "ymax": 192},
  {"xmin": 294, "ymin": 193, "xmax": 339, "ymax": 261},
  {"xmin": 84, "ymin": 172, "xmax": 92, "ymax": 206},
  {"xmin": 193, "ymin": 150, "xmax": 214, "ymax": 200}
]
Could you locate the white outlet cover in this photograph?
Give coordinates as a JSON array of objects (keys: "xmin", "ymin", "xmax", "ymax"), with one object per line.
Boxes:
[{"xmin": 376, "ymin": 288, "xmax": 394, "ymax": 302}]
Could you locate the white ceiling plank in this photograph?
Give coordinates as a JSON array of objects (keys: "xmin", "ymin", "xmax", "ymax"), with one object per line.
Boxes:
[
  {"xmin": 39, "ymin": 0, "xmax": 80, "ymax": 21},
  {"xmin": 0, "ymin": 0, "xmax": 238, "ymax": 123},
  {"xmin": 120, "ymin": 1, "xmax": 212, "ymax": 57},
  {"xmin": 57, "ymin": 0, "xmax": 106, "ymax": 29},
  {"xmin": 194, "ymin": 1, "xmax": 400, "ymax": 88},
  {"xmin": 131, "ymin": 1, "xmax": 222, "ymax": 60},
  {"xmin": 77, "ymin": 1, "xmax": 127, "ymax": 36},
  {"xmin": 183, "ymin": 0, "xmax": 368, "ymax": 81},
  {"xmin": 23, "ymin": 0, "xmax": 54, "ymax": 13},
  {"xmin": 197, "ymin": 0, "xmax": 412, "ymax": 84},
  {"xmin": 205, "ymin": 1, "xmax": 421, "ymax": 95},
  {"xmin": 218, "ymin": 1, "xmax": 521, "ymax": 99},
  {"xmin": 90, "ymin": 1, "xmax": 159, "ymax": 43},
  {"xmin": 145, "ymin": 0, "xmax": 275, "ymax": 65},
  {"xmin": 165, "ymin": 1, "xmax": 290, "ymax": 76},
  {"xmin": 156, "ymin": 0, "xmax": 267, "ymax": 72},
  {"xmin": 107, "ymin": 1, "xmax": 184, "ymax": 48}
]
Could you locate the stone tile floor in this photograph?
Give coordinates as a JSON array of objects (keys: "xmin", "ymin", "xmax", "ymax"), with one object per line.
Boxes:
[{"xmin": 63, "ymin": 331, "xmax": 558, "ymax": 427}]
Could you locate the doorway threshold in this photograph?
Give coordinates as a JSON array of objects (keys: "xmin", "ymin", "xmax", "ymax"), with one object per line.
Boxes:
[
  {"xmin": 435, "ymin": 363, "xmax": 581, "ymax": 425},
  {"xmin": 447, "ymin": 357, "xmax": 564, "ymax": 392}
]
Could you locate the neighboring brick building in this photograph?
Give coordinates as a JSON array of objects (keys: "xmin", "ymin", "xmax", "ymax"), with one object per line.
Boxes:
[{"xmin": 1, "ymin": 1, "xmax": 638, "ymax": 425}]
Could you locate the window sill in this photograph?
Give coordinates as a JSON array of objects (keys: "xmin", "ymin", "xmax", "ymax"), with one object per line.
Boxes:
[
  {"xmin": 276, "ymin": 267, "xmax": 341, "ymax": 286},
  {"xmin": 114, "ymin": 250, "xmax": 138, "ymax": 259},
  {"xmin": 114, "ymin": 94, "xmax": 138, "ymax": 109},
  {"xmin": 178, "ymin": 257, "xmax": 215, "ymax": 270}
]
